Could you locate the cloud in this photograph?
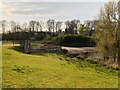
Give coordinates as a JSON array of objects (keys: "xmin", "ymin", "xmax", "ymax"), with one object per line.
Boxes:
[
  {"xmin": 1, "ymin": 0, "xmax": 108, "ymax": 2},
  {"xmin": 0, "ymin": 2, "xmax": 105, "ymax": 22},
  {"xmin": 0, "ymin": 2, "xmax": 15, "ymax": 16}
]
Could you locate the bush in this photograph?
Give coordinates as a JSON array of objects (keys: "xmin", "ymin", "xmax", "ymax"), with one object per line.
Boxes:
[{"xmin": 52, "ymin": 34, "xmax": 96, "ymax": 47}]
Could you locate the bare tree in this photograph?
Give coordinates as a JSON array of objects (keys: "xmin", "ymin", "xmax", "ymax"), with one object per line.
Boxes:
[
  {"xmin": 65, "ymin": 20, "xmax": 80, "ymax": 34},
  {"xmin": 36, "ymin": 21, "xmax": 40, "ymax": 33},
  {"xmin": 47, "ymin": 19, "xmax": 55, "ymax": 35},
  {"xmin": 22, "ymin": 22, "xmax": 27, "ymax": 31},
  {"xmin": 55, "ymin": 21, "xmax": 62, "ymax": 35},
  {"xmin": 39, "ymin": 21, "xmax": 44, "ymax": 32},
  {"xmin": 72, "ymin": 19, "xmax": 80, "ymax": 34},
  {"xmin": 29, "ymin": 20, "xmax": 36, "ymax": 33},
  {"xmin": 10, "ymin": 21, "xmax": 16, "ymax": 33},
  {"xmin": 0, "ymin": 20, "xmax": 7, "ymax": 34},
  {"xmin": 84, "ymin": 20, "xmax": 94, "ymax": 36}
]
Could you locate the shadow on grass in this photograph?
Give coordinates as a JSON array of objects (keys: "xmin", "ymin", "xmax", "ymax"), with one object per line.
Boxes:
[
  {"xmin": 8, "ymin": 46, "xmax": 48, "ymax": 57},
  {"xmin": 8, "ymin": 46, "xmax": 24, "ymax": 53},
  {"xmin": 30, "ymin": 52, "xmax": 48, "ymax": 56}
]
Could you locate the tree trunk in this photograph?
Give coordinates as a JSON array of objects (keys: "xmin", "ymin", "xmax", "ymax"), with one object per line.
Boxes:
[{"xmin": 118, "ymin": 1, "xmax": 120, "ymax": 64}]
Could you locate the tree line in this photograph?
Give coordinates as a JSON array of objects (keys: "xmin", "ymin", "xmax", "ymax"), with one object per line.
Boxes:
[{"xmin": 0, "ymin": 19, "xmax": 96, "ymax": 40}]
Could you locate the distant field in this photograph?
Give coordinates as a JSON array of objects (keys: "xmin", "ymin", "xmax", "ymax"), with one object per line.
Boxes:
[
  {"xmin": 2, "ymin": 46, "xmax": 118, "ymax": 88},
  {"xmin": 2, "ymin": 41, "xmax": 14, "ymax": 44},
  {"xmin": 2, "ymin": 41, "xmax": 20, "ymax": 45}
]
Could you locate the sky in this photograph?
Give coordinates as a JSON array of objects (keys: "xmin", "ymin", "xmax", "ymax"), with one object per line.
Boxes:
[
  {"xmin": 0, "ymin": 0, "xmax": 118, "ymax": 33},
  {"xmin": 0, "ymin": 2, "xmax": 106, "ymax": 22},
  {"xmin": 0, "ymin": 0, "xmax": 109, "ymax": 2}
]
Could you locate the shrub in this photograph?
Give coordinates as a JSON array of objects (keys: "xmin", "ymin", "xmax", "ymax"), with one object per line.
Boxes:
[{"xmin": 52, "ymin": 34, "xmax": 96, "ymax": 47}]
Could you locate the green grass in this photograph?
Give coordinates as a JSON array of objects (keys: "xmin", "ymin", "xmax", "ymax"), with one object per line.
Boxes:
[
  {"xmin": 2, "ymin": 46, "xmax": 118, "ymax": 88},
  {"xmin": 2, "ymin": 40, "xmax": 19, "ymax": 44}
]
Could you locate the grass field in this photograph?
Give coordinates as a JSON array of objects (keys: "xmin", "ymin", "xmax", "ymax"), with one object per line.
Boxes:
[{"xmin": 2, "ymin": 46, "xmax": 118, "ymax": 88}]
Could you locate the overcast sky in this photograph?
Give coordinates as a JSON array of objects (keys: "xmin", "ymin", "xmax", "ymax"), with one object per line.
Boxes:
[
  {"xmin": 0, "ymin": 2, "xmax": 107, "ymax": 23},
  {"xmin": 0, "ymin": 0, "xmax": 118, "ymax": 22},
  {"xmin": 0, "ymin": 0, "xmax": 109, "ymax": 2},
  {"xmin": 1, "ymin": 0, "xmax": 119, "ymax": 33}
]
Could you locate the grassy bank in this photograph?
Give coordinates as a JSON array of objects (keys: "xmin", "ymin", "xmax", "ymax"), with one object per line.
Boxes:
[
  {"xmin": 2, "ymin": 40, "xmax": 19, "ymax": 44},
  {"xmin": 2, "ymin": 46, "xmax": 118, "ymax": 88}
]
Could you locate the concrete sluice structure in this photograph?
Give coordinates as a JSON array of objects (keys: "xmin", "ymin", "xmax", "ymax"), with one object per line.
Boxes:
[
  {"xmin": 20, "ymin": 40, "xmax": 101, "ymax": 60},
  {"xmin": 31, "ymin": 44, "xmax": 62, "ymax": 53}
]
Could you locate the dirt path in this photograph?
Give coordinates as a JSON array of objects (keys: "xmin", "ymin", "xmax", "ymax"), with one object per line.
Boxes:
[
  {"xmin": 2, "ymin": 44, "xmax": 20, "ymax": 46},
  {"xmin": 61, "ymin": 46, "xmax": 95, "ymax": 54}
]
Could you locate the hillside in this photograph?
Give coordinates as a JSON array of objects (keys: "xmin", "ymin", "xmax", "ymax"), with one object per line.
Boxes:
[{"xmin": 2, "ymin": 46, "xmax": 118, "ymax": 88}]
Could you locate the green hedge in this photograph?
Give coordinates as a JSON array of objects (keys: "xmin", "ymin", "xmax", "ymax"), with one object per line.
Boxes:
[{"xmin": 52, "ymin": 34, "xmax": 96, "ymax": 47}]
